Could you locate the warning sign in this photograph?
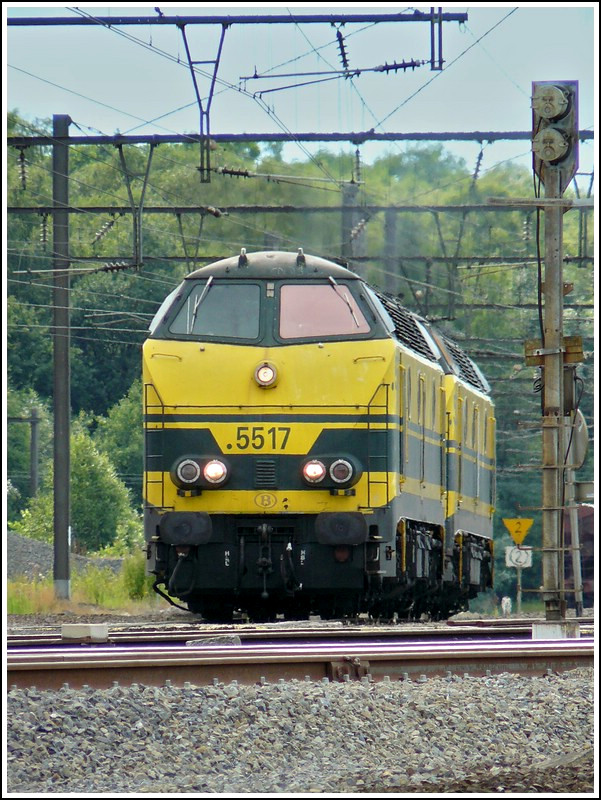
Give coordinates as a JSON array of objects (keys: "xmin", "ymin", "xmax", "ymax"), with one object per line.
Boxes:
[{"xmin": 503, "ymin": 518, "xmax": 534, "ymax": 545}]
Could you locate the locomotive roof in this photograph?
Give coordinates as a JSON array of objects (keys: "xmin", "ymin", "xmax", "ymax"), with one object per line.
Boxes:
[{"xmin": 185, "ymin": 250, "xmax": 361, "ymax": 281}]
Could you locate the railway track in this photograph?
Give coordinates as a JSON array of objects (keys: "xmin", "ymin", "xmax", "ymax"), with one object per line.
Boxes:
[{"xmin": 7, "ymin": 620, "xmax": 593, "ymax": 690}]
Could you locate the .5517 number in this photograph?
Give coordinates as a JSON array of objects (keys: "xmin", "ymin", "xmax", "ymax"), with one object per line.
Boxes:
[{"xmin": 235, "ymin": 426, "xmax": 291, "ymax": 450}]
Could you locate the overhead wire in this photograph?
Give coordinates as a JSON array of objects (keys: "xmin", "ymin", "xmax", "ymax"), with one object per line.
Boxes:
[
  {"xmin": 374, "ymin": 8, "xmax": 520, "ymax": 129},
  {"xmin": 8, "ymin": 12, "xmax": 593, "ymax": 328},
  {"xmin": 8, "ymin": 15, "xmax": 595, "ymax": 466},
  {"xmin": 66, "ymin": 6, "xmax": 344, "ymax": 188},
  {"xmin": 10, "ymin": 118, "xmax": 338, "ymax": 259}
]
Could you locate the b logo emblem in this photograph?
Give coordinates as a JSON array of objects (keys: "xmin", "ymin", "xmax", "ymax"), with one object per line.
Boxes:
[{"xmin": 255, "ymin": 493, "xmax": 277, "ymax": 509}]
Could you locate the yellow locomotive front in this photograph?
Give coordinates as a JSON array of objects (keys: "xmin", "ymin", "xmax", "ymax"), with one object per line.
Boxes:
[{"xmin": 143, "ymin": 250, "xmax": 399, "ymax": 620}]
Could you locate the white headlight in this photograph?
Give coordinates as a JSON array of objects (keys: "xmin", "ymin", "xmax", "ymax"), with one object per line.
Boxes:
[
  {"xmin": 203, "ymin": 459, "xmax": 228, "ymax": 484},
  {"xmin": 255, "ymin": 362, "xmax": 277, "ymax": 387},
  {"xmin": 302, "ymin": 460, "xmax": 327, "ymax": 484}
]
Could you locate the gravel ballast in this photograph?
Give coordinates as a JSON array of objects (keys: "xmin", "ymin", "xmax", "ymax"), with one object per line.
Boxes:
[
  {"xmin": 6, "ymin": 531, "xmax": 123, "ymax": 580},
  {"xmin": 6, "ymin": 667, "xmax": 594, "ymax": 794}
]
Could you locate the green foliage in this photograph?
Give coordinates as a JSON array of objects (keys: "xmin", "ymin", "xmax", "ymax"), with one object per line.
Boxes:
[
  {"xmin": 6, "ymin": 298, "xmax": 54, "ymax": 397},
  {"xmin": 10, "ymin": 491, "xmax": 55, "ymax": 544},
  {"xmin": 7, "ymin": 575, "xmax": 55, "ymax": 614},
  {"xmin": 93, "ymin": 379, "xmax": 143, "ymax": 507},
  {"xmin": 70, "ymin": 431, "xmax": 141, "ymax": 552},
  {"xmin": 10, "ymin": 428, "xmax": 142, "ymax": 554},
  {"xmin": 7, "ymin": 386, "xmax": 53, "ymax": 519},
  {"xmin": 121, "ymin": 551, "xmax": 155, "ymax": 600},
  {"xmin": 72, "ymin": 563, "xmax": 124, "ymax": 607},
  {"xmin": 7, "ymin": 558, "xmax": 155, "ymax": 613}
]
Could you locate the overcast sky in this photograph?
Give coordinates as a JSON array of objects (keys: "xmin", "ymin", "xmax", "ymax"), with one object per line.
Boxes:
[{"xmin": 4, "ymin": 3, "xmax": 598, "ymax": 177}]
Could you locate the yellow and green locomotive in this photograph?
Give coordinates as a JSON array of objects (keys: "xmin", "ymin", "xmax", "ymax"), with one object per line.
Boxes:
[{"xmin": 143, "ymin": 250, "xmax": 495, "ymax": 621}]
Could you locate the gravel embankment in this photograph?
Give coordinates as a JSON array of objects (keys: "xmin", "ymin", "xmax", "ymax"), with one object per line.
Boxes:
[
  {"xmin": 7, "ymin": 530, "xmax": 123, "ymax": 580},
  {"xmin": 6, "ymin": 668, "xmax": 594, "ymax": 794},
  {"xmin": 6, "ymin": 531, "xmax": 596, "ymax": 793}
]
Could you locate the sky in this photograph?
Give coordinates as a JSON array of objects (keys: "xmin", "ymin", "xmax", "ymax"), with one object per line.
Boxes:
[{"xmin": 3, "ymin": 2, "xmax": 598, "ymax": 179}]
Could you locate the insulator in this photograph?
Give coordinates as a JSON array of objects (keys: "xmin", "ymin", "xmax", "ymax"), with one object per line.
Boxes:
[
  {"xmin": 472, "ymin": 150, "xmax": 483, "ymax": 181},
  {"xmin": 18, "ymin": 149, "xmax": 28, "ymax": 191},
  {"xmin": 39, "ymin": 215, "xmax": 48, "ymax": 251},
  {"xmin": 522, "ymin": 215, "xmax": 532, "ymax": 242},
  {"xmin": 336, "ymin": 29, "xmax": 349, "ymax": 71},
  {"xmin": 92, "ymin": 217, "xmax": 117, "ymax": 245},
  {"xmin": 217, "ymin": 166, "xmax": 250, "ymax": 178},
  {"xmin": 351, "ymin": 219, "xmax": 367, "ymax": 240},
  {"xmin": 101, "ymin": 261, "xmax": 130, "ymax": 273},
  {"xmin": 354, "ymin": 149, "xmax": 362, "ymax": 184}
]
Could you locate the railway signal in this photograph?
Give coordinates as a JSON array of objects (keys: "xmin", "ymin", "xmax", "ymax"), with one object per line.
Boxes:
[
  {"xmin": 530, "ymin": 81, "xmax": 587, "ymax": 626},
  {"xmin": 532, "ymin": 81, "xmax": 579, "ymax": 194}
]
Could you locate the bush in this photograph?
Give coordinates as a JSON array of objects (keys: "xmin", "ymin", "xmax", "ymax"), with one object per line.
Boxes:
[
  {"xmin": 121, "ymin": 551, "xmax": 155, "ymax": 600},
  {"xmin": 71, "ymin": 564, "xmax": 128, "ymax": 608},
  {"xmin": 10, "ymin": 429, "xmax": 142, "ymax": 554}
]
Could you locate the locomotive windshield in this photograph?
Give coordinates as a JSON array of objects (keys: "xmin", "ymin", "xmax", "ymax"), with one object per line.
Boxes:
[
  {"xmin": 168, "ymin": 281, "xmax": 261, "ymax": 339},
  {"xmin": 279, "ymin": 282, "xmax": 370, "ymax": 339},
  {"xmin": 148, "ymin": 275, "xmax": 385, "ymax": 343}
]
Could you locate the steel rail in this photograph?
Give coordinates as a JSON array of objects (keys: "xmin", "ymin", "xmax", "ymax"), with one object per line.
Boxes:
[
  {"xmin": 7, "ymin": 638, "xmax": 593, "ymax": 690},
  {"xmin": 7, "ymin": 620, "xmax": 594, "ymax": 648}
]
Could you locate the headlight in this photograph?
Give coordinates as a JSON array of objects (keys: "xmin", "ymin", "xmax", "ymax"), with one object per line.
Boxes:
[
  {"xmin": 255, "ymin": 362, "xmax": 277, "ymax": 388},
  {"xmin": 329, "ymin": 459, "xmax": 354, "ymax": 484},
  {"xmin": 302, "ymin": 459, "xmax": 327, "ymax": 484},
  {"xmin": 176, "ymin": 459, "xmax": 202, "ymax": 484},
  {"xmin": 203, "ymin": 459, "xmax": 229, "ymax": 484}
]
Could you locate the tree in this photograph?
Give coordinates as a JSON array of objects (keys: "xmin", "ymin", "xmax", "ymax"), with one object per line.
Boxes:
[
  {"xmin": 94, "ymin": 379, "xmax": 144, "ymax": 507},
  {"xmin": 10, "ymin": 428, "xmax": 142, "ymax": 554},
  {"xmin": 6, "ymin": 385, "xmax": 53, "ymax": 520}
]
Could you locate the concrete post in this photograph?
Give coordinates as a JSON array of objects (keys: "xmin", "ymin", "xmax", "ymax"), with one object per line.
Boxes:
[{"xmin": 541, "ymin": 167, "xmax": 564, "ymax": 621}]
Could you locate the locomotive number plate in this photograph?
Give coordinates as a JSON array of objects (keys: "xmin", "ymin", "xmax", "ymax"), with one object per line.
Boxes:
[{"xmin": 234, "ymin": 426, "xmax": 291, "ymax": 451}]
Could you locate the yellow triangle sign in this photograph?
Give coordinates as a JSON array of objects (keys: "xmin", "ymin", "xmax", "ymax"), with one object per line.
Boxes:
[{"xmin": 503, "ymin": 518, "xmax": 534, "ymax": 545}]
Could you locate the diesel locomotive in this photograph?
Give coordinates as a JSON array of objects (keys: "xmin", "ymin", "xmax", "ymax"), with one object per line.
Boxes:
[{"xmin": 143, "ymin": 250, "xmax": 495, "ymax": 621}]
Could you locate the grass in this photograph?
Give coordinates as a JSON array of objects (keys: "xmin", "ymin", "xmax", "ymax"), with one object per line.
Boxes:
[{"xmin": 7, "ymin": 551, "xmax": 160, "ymax": 615}]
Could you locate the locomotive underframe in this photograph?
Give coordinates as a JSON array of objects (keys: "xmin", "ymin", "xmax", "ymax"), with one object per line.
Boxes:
[{"xmin": 147, "ymin": 509, "xmax": 492, "ymax": 622}]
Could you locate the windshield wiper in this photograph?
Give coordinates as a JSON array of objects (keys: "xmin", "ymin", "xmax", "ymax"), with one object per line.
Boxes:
[
  {"xmin": 188, "ymin": 276, "xmax": 214, "ymax": 333},
  {"xmin": 328, "ymin": 276, "xmax": 360, "ymax": 328}
]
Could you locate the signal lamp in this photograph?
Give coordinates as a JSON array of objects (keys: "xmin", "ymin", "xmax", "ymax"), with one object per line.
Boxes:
[
  {"xmin": 329, "ymin": 459, "xmax": 353, "ymax": 484},
  {"xmin": 255, "ymin": 362, "xmax": 277, "ymax": 388},
  {"xmin": 531, "ymin": 80, "xmax": 579, "ymax": 193},
  {"xmin": 176, "ymin": 459, "xmax": 202, "ymax": 484},
  {"xmin": 203, "ymin": 459, "xmax": 228, "ymax": 484},
  {"xmin": 302, "ymin": 460, "xmax": 327, "ymax": 484}
]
